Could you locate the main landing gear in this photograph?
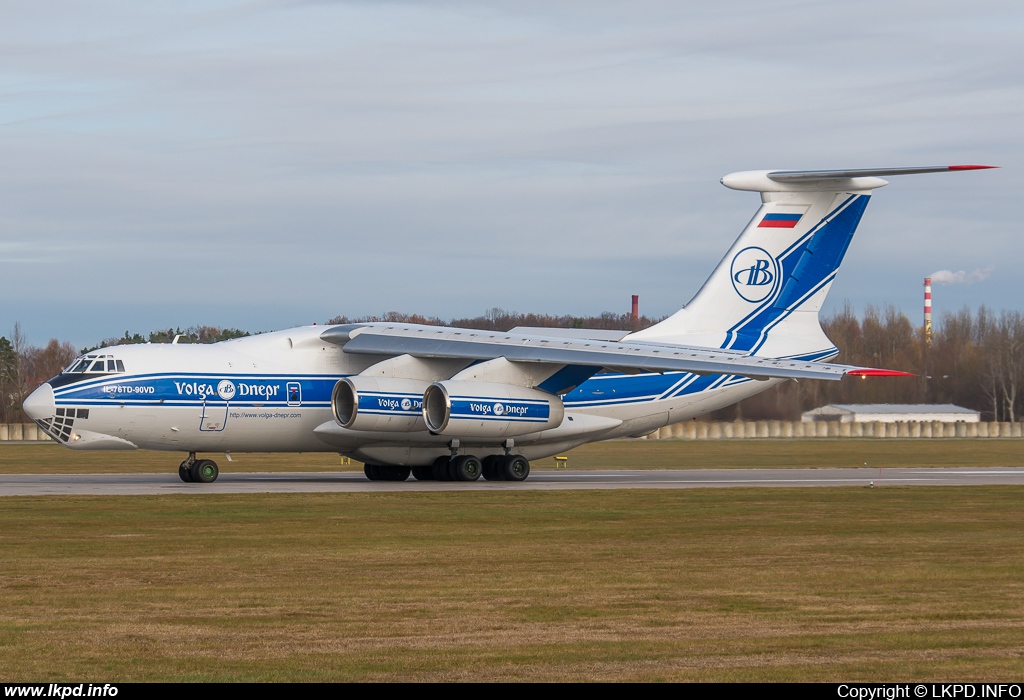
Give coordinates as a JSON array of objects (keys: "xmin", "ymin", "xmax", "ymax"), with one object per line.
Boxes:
[
  {"xmin": 363, "ymin": 464, "xmax": 411, "ymax": 481},
  {"xmin": 368, "ymin": 454, "xmax": 530, "ymax": 482},
  {"xmin": 178, "ymin": 452, "xmax": 219, "ymax": 483}
]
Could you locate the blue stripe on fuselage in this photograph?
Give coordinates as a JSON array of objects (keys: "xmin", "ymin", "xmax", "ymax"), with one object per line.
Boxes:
[
  {"xmin": 52, "ymin": 373, "xmax": 346, "ymax": 407},
  {"xmin": 563, "ymin": 348, "xmax": 836, "ymax": 408}
]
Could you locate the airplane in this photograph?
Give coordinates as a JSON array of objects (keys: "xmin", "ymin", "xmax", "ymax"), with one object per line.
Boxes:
[{"xmin": 22, "ymin": 165, "xmax": 993, "ymax": 484}]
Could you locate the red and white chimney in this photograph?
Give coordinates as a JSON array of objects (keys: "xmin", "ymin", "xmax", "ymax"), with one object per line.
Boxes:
[{"xmin": 924, "ymin": 277, "xmax": 932, "ymax": 346}]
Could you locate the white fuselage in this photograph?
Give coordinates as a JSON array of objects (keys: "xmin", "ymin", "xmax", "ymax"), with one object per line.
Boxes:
[{"xmin": 29, "ymin": 325, "xmax": 780, "ymax": 466}]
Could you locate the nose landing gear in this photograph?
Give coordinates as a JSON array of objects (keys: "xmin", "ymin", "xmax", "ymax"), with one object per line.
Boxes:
[{"xmin": 178, "ymin": 453, "xmax": 219, "ymax": 483}]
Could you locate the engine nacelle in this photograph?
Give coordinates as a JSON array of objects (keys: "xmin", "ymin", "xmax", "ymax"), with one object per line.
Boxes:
[
  {"xmin": 332, "ymin": 377, "xmax": 429, "ymax": 432},
  {"xmin": 422, "ymin": 381, "xmax": 564, "ymax": 438}
]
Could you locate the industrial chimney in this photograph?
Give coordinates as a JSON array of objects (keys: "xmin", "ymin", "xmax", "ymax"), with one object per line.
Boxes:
[{"xmin": 924, "ymin": 277, "xmax": 932, "ymax": 346}]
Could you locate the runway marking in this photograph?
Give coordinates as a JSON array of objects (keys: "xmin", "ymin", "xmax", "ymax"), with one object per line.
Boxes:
[{"xmin": 915, "ymin": 470, "xmax": 1024, "ymax": 475}]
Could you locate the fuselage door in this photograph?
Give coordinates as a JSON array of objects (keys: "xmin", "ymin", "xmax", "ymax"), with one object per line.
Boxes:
[{"xmin": 200, "ymin": 399, "xmax": 229, "ymax": 432}]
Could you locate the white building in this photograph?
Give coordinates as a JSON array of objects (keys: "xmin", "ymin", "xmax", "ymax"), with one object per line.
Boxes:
[{"xmin": 801, "ymin": 404, "xmax": 980, "ymax": 424}]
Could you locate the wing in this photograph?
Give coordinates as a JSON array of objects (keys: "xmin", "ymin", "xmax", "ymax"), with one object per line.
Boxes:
[{"xmin": 319, "ymin": 323, "xmax": 909, "ymax": 383}]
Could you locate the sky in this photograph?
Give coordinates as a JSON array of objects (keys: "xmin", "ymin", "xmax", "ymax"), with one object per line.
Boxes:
[{"xmin": 1, "ymin": 0, "xmax": 1020, "ymax": 349}]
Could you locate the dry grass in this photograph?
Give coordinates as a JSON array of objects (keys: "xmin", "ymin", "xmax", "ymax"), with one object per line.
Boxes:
[
  {"xmin": 2, "ymin": 488, "xmax": 1024, "ymax": 681},
  {"xmin": 2, "ymin": 439, "xmax": 1023, "ymax": 474}
]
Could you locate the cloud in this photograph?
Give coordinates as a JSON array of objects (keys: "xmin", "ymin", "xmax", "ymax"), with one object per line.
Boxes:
[
  {"xmin": 929, "ymin": 267, "xmax": 994, "ymax": 285},
  {"xmin": 0, "ymin": 1, "xmax": 1019, "ymax": 347}
]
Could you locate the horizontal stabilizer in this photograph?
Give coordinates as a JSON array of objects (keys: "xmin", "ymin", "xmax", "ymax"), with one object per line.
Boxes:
[
  {"xmin": 767, "ymin": 165, "xmax": 996, "ymax": 182},
  {"xmin": 722, "ymin": 165, "xmax": 997, "ymax": 192}
]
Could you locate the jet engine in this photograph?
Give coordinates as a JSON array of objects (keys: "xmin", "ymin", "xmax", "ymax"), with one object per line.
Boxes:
[
  {"xmin": 422, "ymin": 380, "xmax": 564, "ymax": 438},
  {"xmin": 331, "ymin": 377, "xmax": 429, "ymax": 432}
]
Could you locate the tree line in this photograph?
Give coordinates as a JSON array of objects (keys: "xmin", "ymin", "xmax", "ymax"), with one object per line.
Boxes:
[
  {"xmin": 0, "ymin": 325, "xmax": 248, "ymax": 424},
  {"xmin": 718, "ymin": 304, "xmax": 1024, "ymax": 422},
  {"xmin": 2, "ymin": 306, "xmax": 1021, "ymax": 423},
  {"xmin": 326, "ymin": 307, "xmax": 660, "ymax": 333}
]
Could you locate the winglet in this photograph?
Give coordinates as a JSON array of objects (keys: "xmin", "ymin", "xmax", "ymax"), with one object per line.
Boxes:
[{"xmin": 846, "ymin": 368, "xmax": 916, "ymax": 378}]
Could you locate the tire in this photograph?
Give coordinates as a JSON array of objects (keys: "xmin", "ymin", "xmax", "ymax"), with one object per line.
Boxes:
[
  {"xmin": 446, "ymin": 458, "xmax": 460, "ymax": 481},
  {"xmin": 411, "ymin": 465, "xmax": 434, "ymax": 481},
  {"xmin": 383, "ymin": 465, "xmax": 411, "ymax": 481},
  {"xmin": 432, "ymin": 456, "xmax": 451, "ymax": 481},
  {"xmin": 178, "ymin": 464, "xmax": 193, "ymax": 482},
  {"xmin": 502, "ymin": 455, "xmax": 530, "ymax": 482},
  {"xmin": 364, "ymin": 464, "xmax": 379, "ymax": 481},
  {"xmin": 192, "ymin": 459, "xmax": 219, "ymax": 483},
  {"xmin": 452, "ymin": 455, "xmax": 482, "ymax": 482},
  {"xmin": 481, "ymin": 455, "xmax": 503, "ymax": 481}
]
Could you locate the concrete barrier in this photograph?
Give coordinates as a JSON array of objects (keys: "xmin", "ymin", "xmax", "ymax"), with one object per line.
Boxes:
[
  {"xmin": 0, "ymin": 423, "xmax": 54, "ymax": 442},
  {"xmin": 639, "ymin": 419, "xmax": 1024, "ymax": 440},
  {"xmin": 4, "ymin": 418, "xmax": 1023, "ymax": 443}
]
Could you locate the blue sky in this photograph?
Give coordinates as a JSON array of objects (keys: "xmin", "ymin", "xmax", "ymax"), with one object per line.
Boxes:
[{"xmin": 1, "ymin": 1, "xmax": 1019, "ymax": 348}]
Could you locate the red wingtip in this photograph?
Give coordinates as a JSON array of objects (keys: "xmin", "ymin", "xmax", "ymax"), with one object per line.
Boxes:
[
  {"xmin": 948, "ymin": 165, "xmax": 999, "ymax": 171},
  {"xmin": 847, "ymin": 369, "xmax": 916, "ymax": 378}
]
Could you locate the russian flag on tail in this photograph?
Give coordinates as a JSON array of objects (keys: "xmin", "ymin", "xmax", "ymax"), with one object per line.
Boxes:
[{"xmin": 758, "ymin": 213, "xmax": 802, "ymax": 228}]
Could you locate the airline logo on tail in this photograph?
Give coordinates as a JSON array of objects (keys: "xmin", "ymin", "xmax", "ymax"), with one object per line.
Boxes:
[{"xmin": 730, "ymin": 246, "xmax": 781, "ymax": 303}]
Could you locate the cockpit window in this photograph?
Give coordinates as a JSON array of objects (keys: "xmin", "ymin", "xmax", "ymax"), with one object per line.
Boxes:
[{"xmin": 63, "ymin": 355, "xmax": 126, "ymax": 375}]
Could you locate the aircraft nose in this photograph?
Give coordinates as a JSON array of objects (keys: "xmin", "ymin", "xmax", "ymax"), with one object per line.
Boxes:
[{"xmin": 23, "ymin": 383, "xmax": 55, "ymax": 421}]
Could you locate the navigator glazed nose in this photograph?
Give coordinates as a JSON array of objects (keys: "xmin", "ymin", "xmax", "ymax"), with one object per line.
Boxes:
[{"xmin": 23, "ymin": 383, "xmax": 55, "ymax": 421}]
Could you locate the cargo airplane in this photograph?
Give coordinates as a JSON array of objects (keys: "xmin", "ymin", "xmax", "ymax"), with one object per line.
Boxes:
[{"xmin": 22, "ymin": 165, "xmax": 993, "ymax": 483}]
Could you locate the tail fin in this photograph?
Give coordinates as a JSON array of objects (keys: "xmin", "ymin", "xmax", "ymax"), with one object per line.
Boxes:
[{"xmin": 627, "ymin": 165, "xmax": 995, "ymax": 359}]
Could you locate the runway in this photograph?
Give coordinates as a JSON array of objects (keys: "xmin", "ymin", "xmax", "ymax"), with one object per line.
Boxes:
[{"xmin": 2, "ymin": 467, "xmax": 1024, "ymax": 496}]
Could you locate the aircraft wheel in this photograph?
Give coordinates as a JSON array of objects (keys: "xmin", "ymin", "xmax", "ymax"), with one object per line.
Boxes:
[
  {"xmin": 452, "ymin": 455, "xmax": 482, "ymax": 482},
  {"xmin": 411, "ymin": 465, "xmax": 434, "ymax": 481},
  {"xmin": 192, "ymin": 459, "xmax": 219, "ymax": 483},
  {"xmin": 481, "ymin": 455, "xmax": 503, "ymax": 481},
  {"xmin": 502, "ymin": 455, "xmax": 530, "ymax": 482},
  {"xmin": 383, "ymin": 465, "xmax": 411, "ymax": 481},
  {"xmin": 364, "ymin": 464, "xmax": 379, "ymax": 481},
  {"xmin": 178, "ymin": 463, "xmax": 193, "ymax": 483},
  {"xmin": 432, "ymin": 456, "xmax": 451, "ymax": 481}
]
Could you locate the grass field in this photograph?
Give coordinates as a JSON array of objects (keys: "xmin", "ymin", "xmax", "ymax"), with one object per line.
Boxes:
[
  {"xmin": 2, "ymin": 487, "xmax": 1023, "ymax": 681},
  {"xmin": 2, "ymin": 438, "xmax": 1024, "ymax": 474},
  {"xmin": 3, "ymin": 441, "xmax": 1024, "ymax": 681}
]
